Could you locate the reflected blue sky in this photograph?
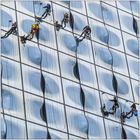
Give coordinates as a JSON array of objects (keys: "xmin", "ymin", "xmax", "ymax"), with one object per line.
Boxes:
[{"xmin": 1, "ymin": 0, "xmax": 139, "ymax": 139}]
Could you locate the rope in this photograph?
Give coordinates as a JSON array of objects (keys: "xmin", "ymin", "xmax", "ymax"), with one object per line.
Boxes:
[
  {"xmin": 100, "ymin": 1, "xmax": 119, "ymax": 114},
  {"xmin": 33, "ymin": 2, "xmax": 51, "ymax": 139},
  {"xmin": 71, "ymin": 1, "xmax": 89, "ymax": 136}
]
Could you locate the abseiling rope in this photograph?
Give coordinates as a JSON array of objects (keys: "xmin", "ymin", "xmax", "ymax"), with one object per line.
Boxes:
[
  {"xmin": 100, "ymin": 1, "xmax": 118, "ymax": 96},
  {"xmin": 33, "ymin": 2, "xmax": 51, "ymax": 139},
  {"xmin": 73, "ymin": 31, "xmax": 89, "ymax": 139},
  {"xmin": 70, "ymin": 2, "xmax": 89, "ymax": 137}
]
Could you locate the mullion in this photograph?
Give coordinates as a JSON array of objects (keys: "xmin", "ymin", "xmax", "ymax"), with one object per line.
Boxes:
[{"xmin": 14, "ymin": 1, "xmax": 28, "ymax": 138}]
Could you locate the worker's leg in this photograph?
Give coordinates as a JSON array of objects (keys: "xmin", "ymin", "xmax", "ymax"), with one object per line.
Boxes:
[
  {"xmin": 41, "ymin": 11, "xmax": 46, "ymax": 19},
  {"xmin": 79, "ymin": 31, "xmax": 84, "ymax": 37},
  {"xmin": 79, "ymin": 33, "xmax": 86, "ymax": 42},
  {"xmin": 62, "ymin": 22, "xmax": 66, "ymax": 28},
  {"xmin": 25, "ymin": 33, "xmax": 33, "ymax": 40},
  {"xmin": 42, "ymin": 12, "xmax": 49, "ymax": 19},
  {"xmin": 1, "ymin": 29, "xmax": 13, "ymax": 38}
]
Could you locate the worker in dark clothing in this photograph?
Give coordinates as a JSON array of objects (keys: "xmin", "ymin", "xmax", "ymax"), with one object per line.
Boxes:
[
  {"xmin": 20, "ymin": 23, "xmax": 39, "ymax": 43},
  {"xmin": 101, "ymin": 96, "xmax": 119, "ymax": 116},
  {"xmin": 120, "ymin": 103, "xmax": 138, "ymax": 123},
  {"xmin": 125, "ymin": 103, "xmax": 138, "ymax": 119},
  {"xmin": 1, "ymin": 22, "xmax": 17, "ymax": 39},
  {"xmin": 54, "ymin": 21, "xmax": 62, "ymax": 31},
  {"xmin": 109, "ymin": 96, "xmax": 119, "ymax": 114},
  {"xmin": 36, "ymin": 3, "xmax": 51, "ymax": 21},
  {"xmin": 78, "ymin": 25, "xmax": 91, "ymax": 41},
  {"xmin": 120, "ymin": 112, "xmax": 126, "ymax": 124},
  {"xmin": 101, "ymin": 104, "xmax": 109, "ymax": 117},
  {"xmin": 61, "ymin": 13, "xmax": 69, "ymax": 29}
]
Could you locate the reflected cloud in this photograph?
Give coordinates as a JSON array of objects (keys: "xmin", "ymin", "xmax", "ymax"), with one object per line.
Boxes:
[
  {"xmin": 135, "ymin": 85, "xmax": 139, "ymax": 97},
  {"xmin": 66, "ymin": 85, "xmax": 82, "ymax": 106},
  {"xmin": 45, "ymin": 76, "xmax": 59, "ymax": 95},
  {"xmin": 121, "ymin": 15, "xmax": 134, "ymax": 33},
  {"xmin": 6, "ymin": 119, "xmax": 23, "ymax": 139},
  {"xmin": 73, "ymin": 14, "xmax": 85, "ymax": 31},
  {"xmin": 45, "ymin": 103, "xmax": 62, "ymax": 125},
  {"xmin": 24, "ymin": 45, "xmax": 41, "ymax": 65},
  {"xmin": 117, "ymin": 77, "xmax": 129, "ymax": 95},
  {"xmin": 31, "ymin": 129, "xmax": 47, "ymax": 139},
  {"xmin": 129, "ymin": 60, "xmax": 138, "ymax": 76},
  {"xmin": 94, "ymin": 27, "xmax": 120, "ymax": 46},
  {"xmin": 66, "ymin": 85, "xmax": 99, "ymax": 110},
  {"xmin": 61, "ymin": 33, "xmax": 77, "ymax": 52},
  {"xmin": 111, "ymin": 51, "xmax": 123, "ymax": 68},
  {"xmin": 70, "ymin": 114, "xmax": 88, "ymax": 134},
  {"xmin": 1, "ymin": 10, "xmax": 12, "ymax": 27},
  {"xmin": 101, "ymin": 73, "xmax": 129, "ymax": 94},
  {"xmin": 19, "ymin": 1, "xmax": 34, "ymax": 13},
  {"xmin": 30, "ymin": 100, "xmax": 43, "ymax": 120},
  {"xmin": 96, "ymin": 47, "xmax": 113, "ymax": 65},
  {"xmin": 79, "ymin": 63, "xmax": 94, "ymax": 83},
  {"xmin": 101, "ymin": 6, "xmax": 113, "ymax": 22},
  {"xmin": 88, "ymin": 3, "xmax": 102, "ymax": 20},
  {"xmin": 87, "ymin": 116, "xmax": 102, "ymax": 137},
  {"xmin": 1, "ymin": 38, "xmax": 15, "ymax": 56},
  {"xmin": 2, "ymin": 89, "xmax": 17, "ymax": 110},
  {"xmin": 127, "ymin": 39, "xmax": 139, "ymax": 56},
  {"xmin": 2, "ymin": 59, "xmax": 16, "ymax": 80},
  {"xmin": 94, "ymin": 26, "xmax": 109, "ymax": 44},
  {"xmin": 109, "ymin": 31, "xmax": 120, "ymax": 47},
  {"xmin": 70, "ymin": 1, "xmax": 83, "ymax": 9},
  {"xmin": 28, "ymin": 71, "xmax": 41, "ymax": 91},
  {"xmin": 126, "ymin": 128, "xmax": 138, "ymax": 139}
]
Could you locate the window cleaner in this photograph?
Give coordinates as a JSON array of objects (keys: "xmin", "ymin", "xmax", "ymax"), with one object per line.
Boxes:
[
  {"xmin": 61, "ymin": 13, "xmax": 69, "ymax": 29},
  {"xmin": 120, "ymin": 103, "xmax": 138, "ymax": 123},
  {"xmin": 1, "ymin": 22, "xmax": 17, "ymax": 39},
  {"xmin": 20, "ymin": 23, "xmax": 39, "ymax": 44},
  {"xmin": 36, "ymin": 3, "xmax": 51, "ymax": 21},
  {"xmin": 78, "ymin": 25, "xmax": 91, "ymax": 41}
]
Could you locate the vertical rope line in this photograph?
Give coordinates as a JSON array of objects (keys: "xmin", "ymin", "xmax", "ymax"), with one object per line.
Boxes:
[
  {"xmin": 71, "ymin": 1, "xmax": 89, "ymax": 137},
  {"xmin": 100, "ymin": 1, "xmax": 118, "ymax": 97},
  {"xmin": 51, "ymin": 1, "xmax": 70, "ymax": 138},
  {"xmin": 33, "ymin": 2, "xmax": 50, "ymax": 138},
  {"xmin": 100, "ymin": 2, "xmax": 114, "ymax": 71}
]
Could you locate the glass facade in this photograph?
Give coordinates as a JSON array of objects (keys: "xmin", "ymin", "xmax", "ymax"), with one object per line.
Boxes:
[{"xmin": 1, "ymin": 0, "xmax": 139, "ymax": 139}]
